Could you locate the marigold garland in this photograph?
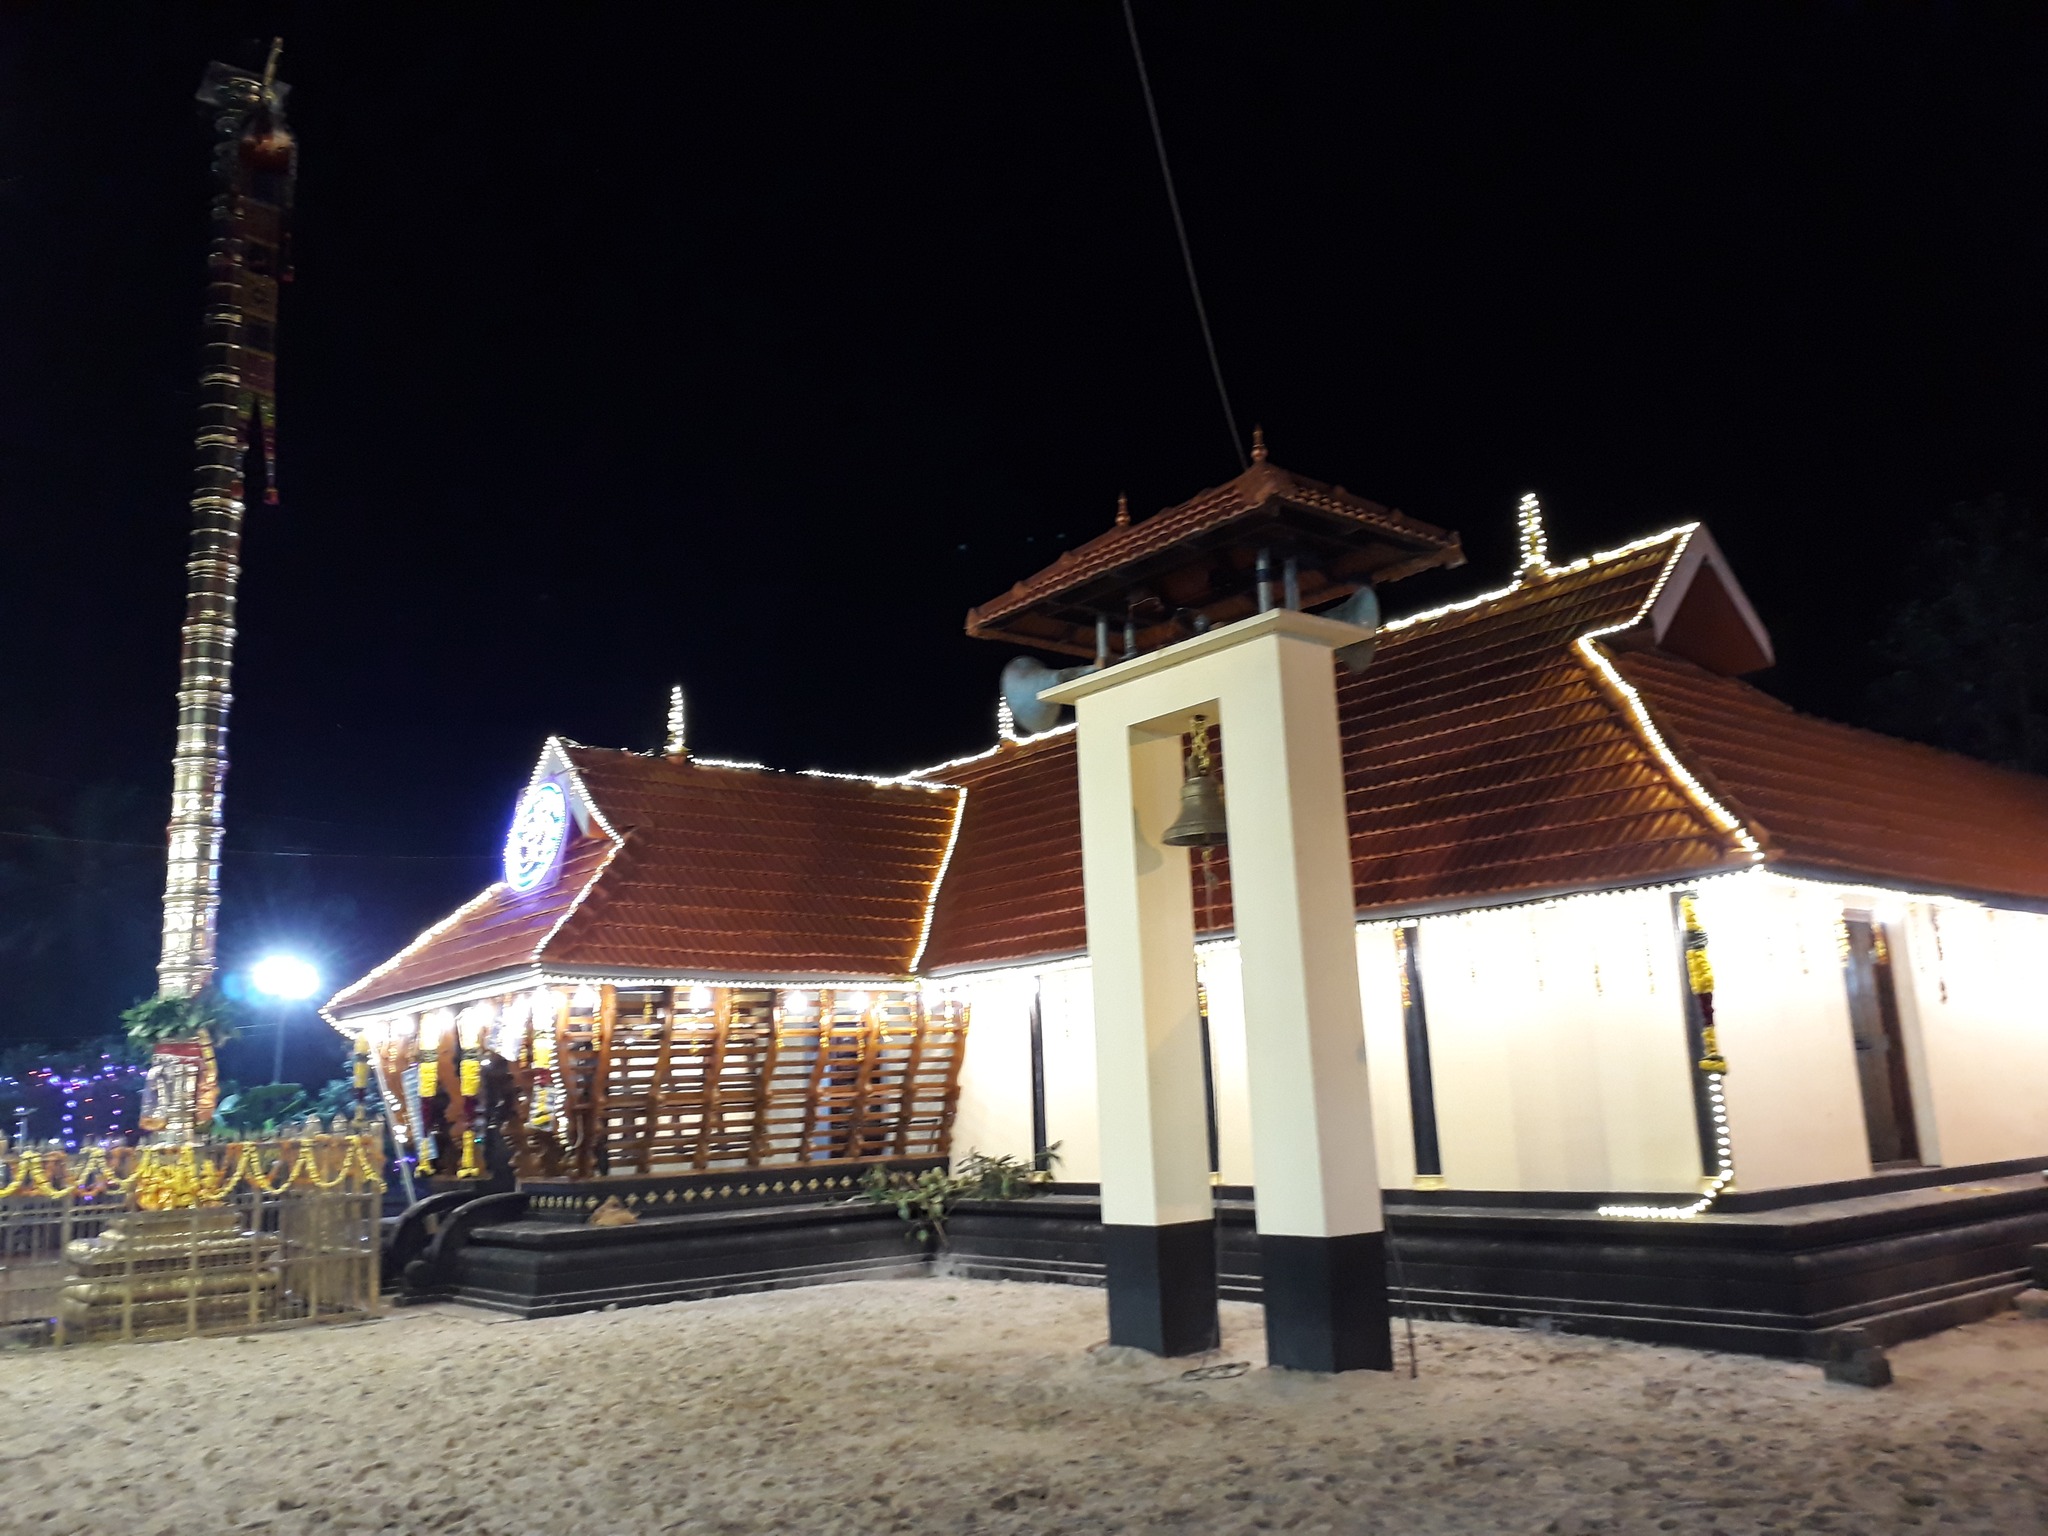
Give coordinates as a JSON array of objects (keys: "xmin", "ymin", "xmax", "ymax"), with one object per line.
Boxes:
[{"xmin": 0, "ymin": 1136, "xmax": 386, "ymax": 1206}]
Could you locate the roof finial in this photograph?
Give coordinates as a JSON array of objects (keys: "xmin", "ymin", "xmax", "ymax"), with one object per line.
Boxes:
[
  {"xmin": 1250, "ymin": 425, "xmax": 1267, "ymax": 463},
  {"xmin": 1114, "ymin": 492, "xmax": 1131, "ymax": 529},
  {"xmin": 1516, "ymin": 492, "xmax": 1550, "ymax": 580},
  {"xmin": 665, "ymin": 684, "xmax": 688, "ymax": 758}
]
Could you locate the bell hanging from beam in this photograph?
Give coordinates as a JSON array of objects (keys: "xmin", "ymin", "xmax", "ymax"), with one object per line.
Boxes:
[{"xmin": 1162, "ymin": 714, "xmax": 1229, "ymax": 848}]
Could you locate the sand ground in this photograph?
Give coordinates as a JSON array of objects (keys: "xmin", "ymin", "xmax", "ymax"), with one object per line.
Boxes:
[{"xmin": 1, "ymin": 1276, "xmax": 2044, "ymax": 1536}]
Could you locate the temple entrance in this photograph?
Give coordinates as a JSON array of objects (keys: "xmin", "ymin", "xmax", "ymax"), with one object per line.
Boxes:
[{"xmin": 1841, "ymin": 914, "xmax": 1921, "ymax": 1167}]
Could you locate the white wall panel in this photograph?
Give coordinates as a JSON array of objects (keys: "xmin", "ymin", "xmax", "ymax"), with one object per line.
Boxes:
[
  {"xmin": 1694, "ymin": 879, "xmax": 1870, "ymax": 1191},
  {"xmin": 946, "ymin": 969, "xmax": 1037, "ymax": 1165},
  {"xmin": 1196, "ymin": 947, "xmax": 1256, "ymax": 1185},
  {"xmin": 1416, "ymin": 890, "xmax": 1702, "ymax": 1193},
  {"xmin": 1897, "ymin": 903, "xmax": 2048, "ymax": 1168},
  {"xmin": 1035, "ymin": 964, "xmax": 1101, "ymax": 1184},
  {"xmin": 1355, "ymin": 925, "xmax": 1417, "ymax": 1188}
]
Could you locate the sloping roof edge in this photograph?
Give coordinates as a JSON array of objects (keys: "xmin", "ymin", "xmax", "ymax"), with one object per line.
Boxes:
[
  {"xmin": 1564, "ymin": 527, "xmax": 1768, "ymax": 866},
  {"xmin": 323, "ymin": 734, "xmax": 625, "ymax": 1019}
]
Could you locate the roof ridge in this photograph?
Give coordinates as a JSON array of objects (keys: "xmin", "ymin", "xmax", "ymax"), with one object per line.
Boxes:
[
  {"xmin": 1381, "ymin": 524, "xmax": 1692, "ymax": 639},
  {"xmin": 1565, "ymin": 529, "xmax": 1767, "ymax": 865},
  {"xmin": 1623, "ymin": 646, "xmax": 2048, "ymax": 793},
  {"xmin": 535, "ymin": 832, "xmax": 630, "ymax": 963}
]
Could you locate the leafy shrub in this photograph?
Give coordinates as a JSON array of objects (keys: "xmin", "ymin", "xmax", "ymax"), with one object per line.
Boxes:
[
  {"xmin": 120, "ymin": 991, "xmax": 238, "ymax": 1047},
  {"xmin": 214, "ymin": 1081, "xmax": 307, "ymax": 1133},
  {"xmin": 860, "ymin": 1144, "xmax": 1061, "ymax": 1247}
]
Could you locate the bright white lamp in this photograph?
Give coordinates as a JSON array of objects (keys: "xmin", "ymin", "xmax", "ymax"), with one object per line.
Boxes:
[{"xmin": 250, "ymin": 954, "xmax": 321, "ymax": 1001}]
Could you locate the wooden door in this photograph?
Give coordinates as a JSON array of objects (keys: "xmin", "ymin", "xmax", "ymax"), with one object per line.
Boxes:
[{"xmin": 1841, "ymin": 914, "xmax": 1921, "ymax": 1167}]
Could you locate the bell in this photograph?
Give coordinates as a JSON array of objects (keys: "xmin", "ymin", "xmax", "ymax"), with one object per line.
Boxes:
[{"xmin": 1161, "ymin": 769, "xmax": 1229, "ymax": 847}]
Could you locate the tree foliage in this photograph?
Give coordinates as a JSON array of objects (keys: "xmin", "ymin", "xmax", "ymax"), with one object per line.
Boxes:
[
  {"xmin": 1868, "ymin": 495, "xmax": 2048, "ymax": 774},
  {"xmin": 120, "ymin": 990, "xmax": 238, "ymax": 1047},
  {"xmin": 214, "ymin": 1081, "xmax": 306, "ymax": 1133}
]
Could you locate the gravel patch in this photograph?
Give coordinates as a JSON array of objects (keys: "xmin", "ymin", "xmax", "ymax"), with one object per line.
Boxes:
[{"xmin": 2, "ymin": 1277, "xmax": 2044, "ymax": 1534}]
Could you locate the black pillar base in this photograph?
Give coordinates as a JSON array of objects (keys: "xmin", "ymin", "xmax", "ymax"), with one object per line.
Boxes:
[
  {"xmin": 1103, "ymin": 1218, "xmax": 1220, "ymax": 1357},
  {"xmin": 1261, "ymin": 1230, "xmax": 1394, "ymax": 1373}
]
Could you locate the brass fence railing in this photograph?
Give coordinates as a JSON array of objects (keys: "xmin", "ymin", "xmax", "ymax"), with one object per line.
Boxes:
[{"xmin": 0, "ymin": 1132, "xmax": 384, "ymax": 1346}]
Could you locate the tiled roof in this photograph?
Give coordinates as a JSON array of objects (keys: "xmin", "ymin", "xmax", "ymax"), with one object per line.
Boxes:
[
  {"xmin": 912, "ymin": 732, "xmax": 1087, "ymax": 972},
  {"xmin": 920, "ymin": 533, "xmax": 1742, "ymax": 969},
  {"xmin": 547, "ymin": 749, "xmax": 961, "ymax": 978},
  {"xmin": 1335, "ymin": 540, "xmax": 1736, "ymax": 912},
  {"xmin": 965, "ymin": 456, "xmax": 1460, "ymax": 647},
  {"xmin": 329, "ymin": 751, "xmax": 962, "ymax": 1014},
  {"xmin": 1619, "ymin": 650, "xmax": 2048, "ymax": 902},
  {"xmin": 336, "ymin": 522, "xmax": 2048, "ymax": 1004},
  {"xmin": 326, "ymin": 836, "xmax": 618, "ymax": 1013}
]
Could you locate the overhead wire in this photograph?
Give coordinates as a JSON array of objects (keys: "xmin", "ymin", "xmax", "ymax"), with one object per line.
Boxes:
[
  {"xmin": 0, "ymin": 826, "xmax": 484, "ymax": 862},
  {"xmin": 1121, "ymin": 0, "xmax": 1246, "ymax": 471}
]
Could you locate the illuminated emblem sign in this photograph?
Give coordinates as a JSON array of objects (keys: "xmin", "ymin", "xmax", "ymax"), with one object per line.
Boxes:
[{"xmin": 504, "ymin": 781, "xmax": 569, "ymax": 893}]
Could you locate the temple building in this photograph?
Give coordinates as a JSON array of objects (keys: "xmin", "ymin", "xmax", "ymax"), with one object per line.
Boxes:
[{"xmin": 329, "ymin": 449, "xmax": 2048, "ymax": 1354}]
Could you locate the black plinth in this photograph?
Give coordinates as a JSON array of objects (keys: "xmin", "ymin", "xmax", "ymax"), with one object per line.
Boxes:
[
  {"xmin": 1261, "ymin": 1230, "xmax": 1393, "ymax": 1373},
  {"xmin": 1103, "ymin": 1219, "xmax": 1220, "ymax": 1357}
]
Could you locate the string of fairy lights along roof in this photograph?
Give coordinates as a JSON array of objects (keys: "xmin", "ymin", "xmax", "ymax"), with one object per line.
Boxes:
[{"xmin": 1122, "ymin": 0, "xmax": 1245, "ymax": 471}]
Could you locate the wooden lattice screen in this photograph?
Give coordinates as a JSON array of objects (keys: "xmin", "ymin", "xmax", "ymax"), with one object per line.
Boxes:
[{"xmin": 583, "ymin": 986, "xmax": 967, "ymax": 1177}]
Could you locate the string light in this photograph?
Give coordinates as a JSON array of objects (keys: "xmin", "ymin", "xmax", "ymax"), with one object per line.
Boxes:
[
  {"xmin": 1380, "ymin": 524, "xmax": 1695, "ymax": 636},
  {"xmin": 902, "ymin": 722, "xmax": 1076, "ymax": 783},
  {"xmin": 666, "ymin": 685, "xmax": 688, "ymax": 757},
  {"xmin": 1516, "ymin": 491, "xmax": 1549, "ymax": 576},
  {"xmin": 1599, "ymin": 891, "xmax": 1736, "ymax": 1220},
  {"xmin": 908, "ymin": 787, "xmax": 969, "ymax": 974}
]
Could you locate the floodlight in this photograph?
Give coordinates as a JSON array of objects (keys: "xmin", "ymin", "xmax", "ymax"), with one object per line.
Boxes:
[{"xmin": 250, "ymin": 953, "xmax": 321, "ymax": 1001}]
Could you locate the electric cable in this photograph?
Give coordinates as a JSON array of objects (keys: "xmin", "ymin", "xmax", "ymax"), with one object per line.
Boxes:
[{"xmin": 1121, "ymin": 0, "xmax": 1246, "ymax": 471}]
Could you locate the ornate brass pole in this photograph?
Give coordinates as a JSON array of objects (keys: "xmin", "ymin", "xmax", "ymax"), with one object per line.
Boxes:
[{"xmin": 157, "ymin": 45, "xmax": 294, "ymax": 998}]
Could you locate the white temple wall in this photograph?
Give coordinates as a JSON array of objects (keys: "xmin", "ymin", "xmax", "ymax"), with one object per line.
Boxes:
[
  {"xmin": 1892, "ymin": 902, "xmax": 2048, "ymax": 1168},
  {"xmin": 1036, "ymin": 964, "xmax": 1103, "ymax": 1184},
  {"xmin": 1692, "ymin": 879, "xmax": 1872, "ymax": 1191},
  {"xmin": 1354, "ymin": 925, "xmax": 1419, "ymax": 1189},
  {"xmin": 945, "ymin": 967, "xmax": 1037, "ymax": 1165},
  {"xmin": 941, "ymin": 875, "xmax": 2048, "ymax": 1200},
  {"xmin": 1411, "ymin": 891, "xmax": 1705, "ymax": 1194},
  {"xmin": 1192, "ymin": 946, "xmax": 1256, "ymax": 1185},
  {"xmin": 949, "ymin": 888, "xmax": 1708, "ymax": 1197}
]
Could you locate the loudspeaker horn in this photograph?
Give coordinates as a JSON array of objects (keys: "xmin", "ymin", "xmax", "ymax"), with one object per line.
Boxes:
[
  {"xmin": 1001, "ymin": 656, "xmax": 1093, "ymax": 737},
  {"xmin": 1324, "ymin": 584, "xmax": 1381, "ymax": 673}
]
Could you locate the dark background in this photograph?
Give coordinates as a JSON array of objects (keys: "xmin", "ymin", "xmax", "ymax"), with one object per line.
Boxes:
[{"xmin": 1, "ymin": 3, "xmax": 2043, "ymax": 1066}]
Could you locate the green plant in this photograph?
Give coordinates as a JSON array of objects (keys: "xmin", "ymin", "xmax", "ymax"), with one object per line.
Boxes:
[
  {"xmin": 310, "ymin": 1077, "xmax": 359, "ymax": 1122},
  {"xmin": 120, "ymin": 990, "xmax": 238, "ymax": 1048},
  {"xmin": 214, "ymin": 1081, "xmax": 307, "ymax": 1133},
  {"xmin": 860, "ymin": 1144, "xmax": 1061, "ymax": 1247}
]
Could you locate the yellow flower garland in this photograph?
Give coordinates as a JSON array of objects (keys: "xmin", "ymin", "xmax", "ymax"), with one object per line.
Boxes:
[{"xmin": 0, "ymin": 1136, "xmax": 386, "ymax": 1206}]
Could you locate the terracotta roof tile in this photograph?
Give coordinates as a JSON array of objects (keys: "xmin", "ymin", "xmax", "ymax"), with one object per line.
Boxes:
[
  {"xmin": 965, "ymin": 457, "xmax": 1460, "ymax": 654},
  {"xmin": 340, "ymin": 524, "xmax": 2048, "ymax": 1002},
  {"xmin": 920, "ymin": 535, "xmax": 1746, "ymax": 969},
  {"xmin": 1619, "ymin": 650, "xmax": 2048, "ymax": 902},
  {"xmin": 331, "ymin": 752, "xmax": 962, "ymax": 1013},
  {"xmin": 327, "ymin": 836, "xmax": 616, "ymax": 1013},
  {"xmin": 913, "ymin": 732, "xmax": 1089, "ymax": 971}
]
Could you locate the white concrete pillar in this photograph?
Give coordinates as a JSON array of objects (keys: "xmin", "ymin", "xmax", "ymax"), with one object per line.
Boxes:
[
  {"xmin": 1046, "ymin": 609, "xmax": 1392, "ymax": 1371},
  {"xmin": 1220, "ymin": 629, "xmax": 1389, "ymax": 1371},
  {"xmin": 1072, "ymin": 717, "xmax": 1219, "ymax": 1354}
]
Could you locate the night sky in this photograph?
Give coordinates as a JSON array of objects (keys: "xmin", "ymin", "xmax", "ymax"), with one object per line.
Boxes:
[{"xmin": 1, "ymin": 4, "xmax": 2043, "ymax": 1059}]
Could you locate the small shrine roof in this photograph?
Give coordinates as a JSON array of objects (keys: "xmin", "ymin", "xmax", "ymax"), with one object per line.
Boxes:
[
  {"xmin": 965, "ymin": 450, "xmax": 1463, "ymax": 658},
  {"xmin": 328, "ymin": 750, "xmax": 962, "ymax": 1016}
]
